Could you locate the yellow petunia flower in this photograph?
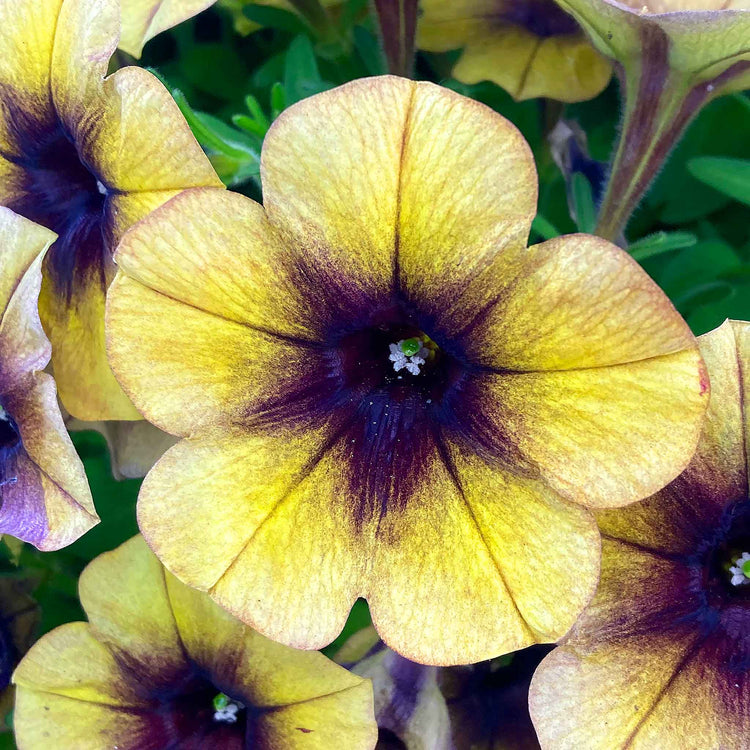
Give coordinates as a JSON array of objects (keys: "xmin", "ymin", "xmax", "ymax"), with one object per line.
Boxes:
[
  {"xmin": 0, "ymin": 208, "xmax": 98, "ymax": 550},
  {"xmin": 0, "ymin": 0, "xmax": 223, "ymax": 422},
  {"xmin": 13, "ymin": 535, "xmax": 377, "ymax": 749},
  {"xmin": 554, "ymin": 0, "xmax": 750, "ymax": 239},
  {"xmin": 119, "ymin": 0, "xmax": 217, "ymax": 58},
  {"xmin": 417, "ymin": 0, "xmax": 612, "ymax": 102},
  {"xmin": 530, "ymin": 320, "xmax": 750, "ymax": 749},
  {"xmin": 106, "ymin": 76, "xmax": 708, "ymax": 665}
]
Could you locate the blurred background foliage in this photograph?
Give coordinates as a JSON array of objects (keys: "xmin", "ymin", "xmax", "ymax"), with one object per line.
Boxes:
[{"xmin": 3, "ymin": 1, "xmax": 748, "ymax": 745}]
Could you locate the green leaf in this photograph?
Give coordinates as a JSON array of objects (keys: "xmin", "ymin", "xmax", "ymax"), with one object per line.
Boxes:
[
  {"xmin": 270, "ymin": 81, "xmax": 287, "ymax": 119},
  {"xmin": 628, "ymin": 231, "xmax": 697, "ymax": 262},
  {"xmin": 284, "ymin": 35, "xmax": 333, "ymax": 105},
  {"xmin": 687, "ymin": 157, "xmax": 750, "ymax": 207},
  {"xmin": 531, "ymin": 214, "xmax": 560, "ymax": 241},
  {"xmin": 242, "ymin": 5, "xmax": 310, "ymax": 35},
  {"xmin": 571, "ymin": 172, "xmax": 596, "ymax": 234},
  {"xmin": 353, "ymin": 26, "xmax": 385, "ymax": 76}
]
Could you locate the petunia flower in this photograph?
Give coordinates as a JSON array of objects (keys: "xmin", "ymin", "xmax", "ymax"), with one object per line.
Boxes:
[
  {"xmin": 0, "ymin": 207, "xmax": 98, "ymax": 550},
  {"xmin": 106, "ymin": 75, "xmax": 708, "ymax": 665},
  {"xmin": 529, "ymin": 319, "xmax": 750, "ymax": 749},
  {"xmin": 336, "ymin": 624, "xmax": 547, "ymax": 748},
  {"xmin": 552, "ymin": 0, "xmax": 750, "ymax": 240},
  {"xmin": 416, "ymin": 0, "xmax": 612, "ymax": 102},
  {"xmin": 118, "ymin": 0, "xmax": 217, "ymax": 57},
  {"xmin": 0, "ymin": 575, "xmax": 39, "ymax": 732},
  {"xmin": 0, "ymin": 0, "xmax": 223, "ymax": 421},
  {"xmin": 13, "ymin": 535, "xmax": 377, "ymax": 749}
]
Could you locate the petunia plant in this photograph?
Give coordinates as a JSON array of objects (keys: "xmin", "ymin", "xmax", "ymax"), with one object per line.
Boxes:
[
  {"xmin": 552, "ymin": 0, "xmax": 750, "ymax": 241},
  {"xmin": 530, "ymin": 320, "xmax": 750, "ymax": 749},
  {"xmin": 13, "ymin": 535, "xmax": 377, "ymax": 748},
  {"xmin": 106, "ymin": 75, "xmax": 708, "ymax": 666},
  {"xmin": 0, "ymin": 0, "xmax": 222, "ymax": 421}
]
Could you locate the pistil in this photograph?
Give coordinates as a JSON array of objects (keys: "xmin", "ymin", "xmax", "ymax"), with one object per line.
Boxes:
[{"xmin": 212, "ymin": 692, "xmax": 243, "ymax": 724}]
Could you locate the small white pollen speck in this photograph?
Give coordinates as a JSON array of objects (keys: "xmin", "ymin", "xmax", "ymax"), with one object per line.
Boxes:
[
  {"xmin": 214, "ymin": 702, "xmax": 240, "ymax": 724},
  {"xmin": 96, "ymin": 180, "xmax": 107, "ymax": 195},
  {"xmin": 729, "ymin": 551, "xmax": 750, "ymax": 587}
]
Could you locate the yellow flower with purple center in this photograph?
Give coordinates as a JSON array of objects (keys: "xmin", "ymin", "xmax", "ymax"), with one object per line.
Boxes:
[
  {"xmin": 417, "ymin": 0, "xmax": 612, "ymax": 102},
  {"xmin": 118, "ymin": 0, "xmax": 217, "ymax": 57},
  {"xmin": 106, "ymin": 76, "xmax": 708, "ymax": 665},
  {"xmin": 529, "ymin": 319, "xmax": 750, "ymax": 749},
  {"xmin": 13, "ymin": 535, "xmax": 377, "ymax": 748},
  {"xmin": 0, "ymin": 208, "xmax": 98, "ymax": 550},
  {"xmin": 0, "ymin": 0, "xmax": 223, "ymax": 421}
]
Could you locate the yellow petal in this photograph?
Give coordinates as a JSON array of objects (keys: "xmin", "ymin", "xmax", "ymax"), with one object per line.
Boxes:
[
  {"xmin": 137, "ymin": 429, "xmax": 366, "ymax": 649},
  {"xmin": 261, "ymin": 77, "xmax": 536, "ymax": 306},
  {"xmin": 597, "ymin": 320, "xmax": 748, "ymax": 552},
  {"xmin": 79, "ymin": 67, "xmax": 224, "ymax": 193},
  {"xmin": 529, "ymin": 630, "xmax": 703, "ymax": 750},
  {"xmin": 106, "ymin": 272, "xmax": 320, "ymax": 436},
  {"xmin": 459, "ymin": 235, "xmax": 699, "ymax": 371},
  {"xmin": 369, "ymin": 448, "xmax": 599, "ymax": 665},
  {"xmin": 78, "ymin": 536, "xmax": 187, "ymax": 686},
  {"xmin": 119, "ymin": 0, "xmax": 217, "ymax": 58},
  {"xmin": 254, "ymin": 683, "xmax": 377, "ymax": 749},
  {"xmin": 417, "ymin": 0, "xmax": 499, "ymax": 50},
  {"xmin": 164, "ymin": 569, "xmax": 373, "ymax": 712},
  {"xmin": 0, "ymin": 0, "xmax": 60, "ymax": 155},
  {"xmin": 476, "ymin": 347, "xmax": 707, "ymax": 509},
  {"xmin": 39, "ymin": 268, "xmax": 141, "ymax": 422},
  {"xmin": 13, "ymin": 623, "xmax": 155, "ymax": 749}
]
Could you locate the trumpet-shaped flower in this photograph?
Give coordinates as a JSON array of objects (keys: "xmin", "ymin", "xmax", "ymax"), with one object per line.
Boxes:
[
  {"xmin": 0, "ymin": 0, "xmax": 223, "ymax": 421},
  {"xmin": 13, "ymin": 535, "xmax": 377, "ymax": 749},
  {"xmin": 106, "ymin": 76, "xmax": 708, "ymax": 665},
  {"xmin": 0, "ymin": 208, "xmax": 98, "ymax": 550},
  {"xmin": 553, "ymin": 0, "xmax": 750, "ymax": 239},
  {"xmin": 118, "ymin": 0, "xmax": 217, "ymax": 57},
  {"xmin": 529, "ymin": 320, "xmax": 750, "ymax": 749},
  {"xmin": 417, "ymin": 0, "xmax": 612, "ymax": 102}
]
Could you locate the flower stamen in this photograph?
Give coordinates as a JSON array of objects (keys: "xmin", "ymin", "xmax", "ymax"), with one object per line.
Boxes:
[
  {"xmin": 389, "ymin": 339, "xmax": 429, "ymax": 376},
  {"xmin": 729, "ymin": 552, "xmax": 750, "ymax": 587},
  {"xmin": 212, "ymin": 692, "xmax": 243, "ymax": 724}
]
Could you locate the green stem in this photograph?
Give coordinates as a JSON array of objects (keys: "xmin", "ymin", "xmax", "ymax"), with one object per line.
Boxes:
[
  {"xmin": 286, "ymin": 0, "xmax": 338, "ymax": 43},
  {"xmin": 595, "ymin": 67, "xmax": 689, "ymax": 243}
]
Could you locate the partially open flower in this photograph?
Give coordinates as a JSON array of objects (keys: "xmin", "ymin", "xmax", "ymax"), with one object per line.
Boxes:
[
  {"xmin": 336, "ymin": 624, "xmax": 547, "ymax": 749},
  {"xmin": 119, "ymin": 0, "xmax": 217, "ymax": 57},
  {"xmin": 553, "ymin": 0, "xmax": 750, "ymax": 239},
  {"xmin": 417, "ymin": 0, "xmax": 612, "ymax": 102},
  {"xmin": 530, "ymin": 319, "xmax": 750, "ymax": 749},
  {"xmin": 107, "ymin": 76, "xmax": 708, "ymax": 665},
  {"xmin": 0, "ymin": 0, "xmax": 222, "ymax": 421},
  {"xmin": 0, "ymin": 208, "xmax": 98, "ymax": 550},
  {"xmin": 13, "ymin": 535, "xmax": 377, "ymax": 748}
]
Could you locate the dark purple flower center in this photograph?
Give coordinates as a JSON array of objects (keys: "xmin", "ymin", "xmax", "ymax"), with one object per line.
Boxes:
[
  {"xmin": 147, "ymin": 673, "xmax": 253, "ymax": 747},
  {"xmin": 498, "ymin": 0, "xmax": 580, "ymax": 38},
  {"xmin": 688, "ymin": 498, "xmax": 750, "ymax": 674},
  {"xmin": 441, "ymin": 645, "xmax": 552, "ymax": 745},
  {"xmin": 1, "ymin": 103, "xmax": 108, "ymax": 299},
  {"xmin": 0, "ymin": 404, "xmax": 21, "ymax": 489}
]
